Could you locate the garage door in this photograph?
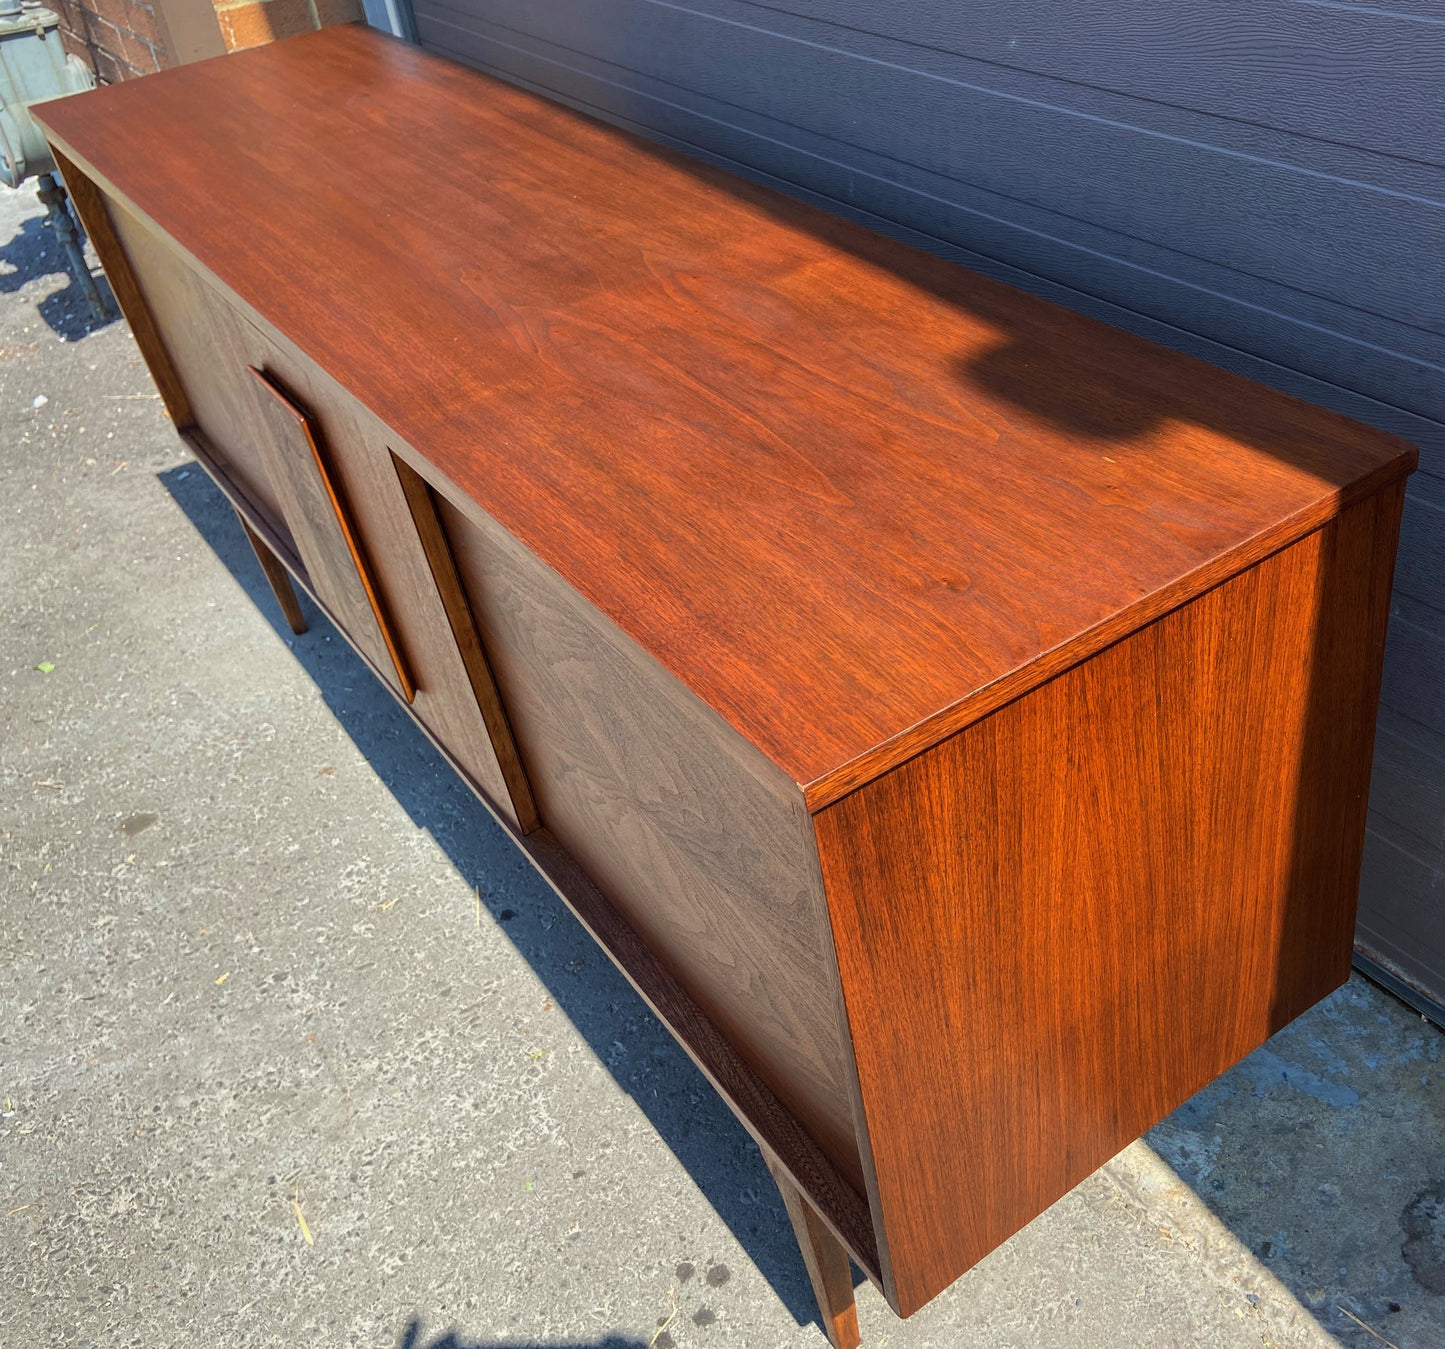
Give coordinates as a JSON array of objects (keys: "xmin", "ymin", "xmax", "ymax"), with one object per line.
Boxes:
[{"xmin": 412, "ymin": 0, "xmax": 1445, "ymax": 1017}]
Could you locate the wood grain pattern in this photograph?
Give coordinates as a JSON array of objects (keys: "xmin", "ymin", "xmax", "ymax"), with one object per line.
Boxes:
[
  {"xmin": 176, "ymin": 420, "xmax": 880, "ymax": 1280},
  {"xmin": 767, "ymin": 1153, "xmax": 861, "ymax": 1349},
  {"xmin": 411, "ymin": 0, "xmax": 1445, "ymax": 1021},
  {"xmin": 416, "ymin": 0, "xmax": 1445, "ymax": 345},
  {"xmin": 104, "ymin": 196, "xmax": 536, "ymax": 830},
  {"xmin": 184, "ymin": 422, "xmax": 539, "ymax": 836},
  {"xmin": 393, "ymin": 451, "xmax": 541, "ymax": 835},
  {"xmin": 50, "ymin": 147, "xmax": 192, "ymax": 429},
  {"xmin": 238, "ymin": 358, "xmax": 536, "ymax": 833},
  {"xmin": 523, "ymin": 827, "xmax": 879, "ymax": 1285},
  {"xmin": 247, "ymin": 366, "xmax": 417, "ymax": 703},
  {"xmin": 435, "ymin": 489, "xmax": 865, "ymax": 1195},
  {"xmin": 814, "ymin": 483, "xmax": 1406, "ymax": 1316},
  {"xmin": 183, "ymin": 428, "xmax": 309, "ymax": 586},
  {"xmin": 103, "ymin": 196, "xmax": 297, "ymax": 543},
  {"xmin": 239, "ymin": 512, "xmax": 307, "ymax": 634},
  {"xmin": 174, "ymin": 427, "xmax": 876, "ymax": 1270},
  {"xmin": 33, "ymin": 26, "xmax": 1417, "ymax": 806},
  {"xmin": 42, "ymin": 40, "xmax": 1421, "ymax": 1335}
]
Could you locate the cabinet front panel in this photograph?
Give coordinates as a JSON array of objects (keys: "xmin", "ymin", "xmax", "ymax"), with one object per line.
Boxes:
[
  {"xmin": 436, "ymin": 493, "xmax": 865, "ymax": 1195},
  {"xmin": 106, "ymin": 206, "xmax": 531, "ymax": 829},
  {"xmin": 245, "ymin": 365, "xmax": 415, "ymax": 699}
]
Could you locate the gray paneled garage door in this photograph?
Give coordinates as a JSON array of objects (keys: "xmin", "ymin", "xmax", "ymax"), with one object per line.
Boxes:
[{"xmin": 412, "ymin": 0, "xmax": 1445, "ymax": 1016}]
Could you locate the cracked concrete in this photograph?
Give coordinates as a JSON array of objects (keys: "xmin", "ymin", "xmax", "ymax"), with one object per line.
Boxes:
[{"xmin": 2, "ymin": 176, "xmax": 1443, "ymax": 1349}]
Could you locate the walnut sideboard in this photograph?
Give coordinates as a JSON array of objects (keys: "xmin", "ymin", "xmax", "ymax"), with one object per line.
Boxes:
[{"xmin": 37, "ymin": 25, "xmax": 1417, "ymax": 1345}]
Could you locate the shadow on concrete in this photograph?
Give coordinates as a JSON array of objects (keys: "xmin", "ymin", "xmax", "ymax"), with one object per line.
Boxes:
[
  {"xmin": 0, "ymin": 200, "xmax": 116, "ymax": 342},
  {"xmin": 397, "ymin": 1318, "xmax": 646, "ymax": 1349},
  {"xmin": 159, "ymin": 464, "xmax": 851, "ymax": 1340}
]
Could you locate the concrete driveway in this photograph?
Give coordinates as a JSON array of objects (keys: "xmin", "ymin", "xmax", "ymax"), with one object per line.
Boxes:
[{"xmin": 2, "ymin": 177, "xmax": 1442, "ymax": 1349}]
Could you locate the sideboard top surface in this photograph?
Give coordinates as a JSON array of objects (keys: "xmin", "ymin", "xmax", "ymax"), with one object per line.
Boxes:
[{"xmin": 37, "ymin": 24, "xmax": 1416, "ymax": 806}]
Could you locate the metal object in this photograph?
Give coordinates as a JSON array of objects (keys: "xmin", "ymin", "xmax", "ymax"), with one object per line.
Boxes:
[
  {"xmin": 36, "ymin": 167, "xmax": 102, "ymax": 317},
  {"xmin": 361, "ymin": 0, "xmax": 416, "ymax": 42},
  {"xmin": 1355, "ymin": 949, "xmax": 1445, "ymax": 1033},
  {"xmin": 0, "ymin": 0, "xmax": 103, "ymax": 319},
  {"xmin": 0, "ymin": 0, "xmax": 94, "ymax": 187}
]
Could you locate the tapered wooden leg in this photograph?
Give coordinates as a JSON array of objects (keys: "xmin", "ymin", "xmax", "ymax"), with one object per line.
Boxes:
[
  {"xmin": 766, "ymin": 1155, "xmax": 861, "ymax": 1349},
  {"xmin": 238, "ymin": 513, "xmax": 307, "ymax": 634}
]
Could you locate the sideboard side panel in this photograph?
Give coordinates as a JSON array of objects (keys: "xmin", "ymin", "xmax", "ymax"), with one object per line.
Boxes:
[
  {"xmin": 437, "ymin": 495, "xmax": 865, "ymax": 1195},
  {"xmin": 815, "ymin": 483, "xmax": 1404, "ymax": 1315}
]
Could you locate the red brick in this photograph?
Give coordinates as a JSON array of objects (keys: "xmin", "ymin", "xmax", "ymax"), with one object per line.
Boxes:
[
  {"xmin": 87, "ymin": 0, "xmax": 162, "ymax": 47},
  {"xmin": 111, "ymin": 22, "xmax": 161, "ymax": 70},
  {"xmin": 60, "ymin": 8, "xmax": 158, "ymax": 76},
  {"xmin": 57, "ymin": 15, "xmax": 87, "ymax": 50},
  {"xmin": 74, "ymin": 11, "xmax": 114, "ymax": 63},
  {"xmin": 51, "ymin": 0, "xmax": 82, "ymax": 33},
  {"xmin": 92, "ymin": 44, "xmax": 137, "ymax": 82},
  {"xmin": 58, "ymin": 25, "xmax": 98, "ymax": 73},
  {"xmin": 79, "ymin": 11, "xmax": 116, "ymax": 42}
]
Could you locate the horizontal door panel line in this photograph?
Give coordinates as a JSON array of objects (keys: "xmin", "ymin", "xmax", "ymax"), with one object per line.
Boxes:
[
  {"xmin": 1378, "ymin": 701, "xmax": 1445, "ymax": 745},
  {"xmin": 689, "ymin": 0, "xmax": 1445, "ymax": 171},
  {"xmin": 1365, "ymin": 811, "xmax": 1445, "ymax": 868},
  {"xmin": 1387, "ymin": 637, "xmax": 1445, "ymax": 689},
  {"xmin": 1355, "ymin": 886, "xmax": 1445, "ymax": 967},
  {"xmin": 419, "ymin": 7, "xmax": 1445, "ymax": 351},
  {"xmin": 1361, "ymin": 832, "xmax": 1445, "ymax": 900},
  {"xmin": 417, "ymin": 0, "xmax": 1445, "ymax": 210},
  {"xmin": 1389, "ymin": 582, "xmax": 1445, "ymax": 617},
  {"xmin": 1352, "ymin": 947, "xmax": 1445, "ymax": 1033},
  {"xmin": 1358, "ymin": 820, "xmax": 1439, "ymax": 872},
  {"xmin": 1364, "ymin": 807, "xmax": 1445, "ymax": 862},
  {"xmin": 55, "ymin": 68, "xmax": 1445, "ymax": 467},
  {"xmin": 425, "ymin": 24, "xmax": 1445, "ymax": 439},
  {"xmin": 418, "ymin": 3, "xmax": 1445, "ymax": 338},
  {"xmin": 1295, "ymin": 0, "xmax": 1445, "ymax": 26},
  {"xmin": 1375, "ymin": 702, "xmax": 1445, "ymax": 755},
  {"xmin": 50, "ymin": 67, "xmax": 1430, "ymax": 794},
  {"xmin": 1385, "ymin": 606, "xmax": 1445, "ymax": 654},
  {"xmin": 419, "ymin": 21, "xmax": 1445, "ymax": 362},
  {"xmin": 1394, "ymin": 494, "xmax": 1445, "ymax": 611}
]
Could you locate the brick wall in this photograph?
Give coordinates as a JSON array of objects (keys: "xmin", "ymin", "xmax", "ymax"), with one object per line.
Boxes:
[
  {"xmin": 55, "ymin": 0, "xmax": 168, "ymax": 83},
  {"xmin": 56, "ymin": 0, "xmax": 364, "ymax": 82}
]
